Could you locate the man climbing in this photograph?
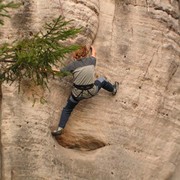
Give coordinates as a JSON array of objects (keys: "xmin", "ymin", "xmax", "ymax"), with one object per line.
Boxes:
[{"xmin": 52, "ymin": 45, "xmax": 119, "ymax": 136}]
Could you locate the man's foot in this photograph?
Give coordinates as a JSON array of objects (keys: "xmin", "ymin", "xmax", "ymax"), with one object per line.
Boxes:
[
  {"xmin": 112, "ymin": 81, "xmax": 119, "ymax": 95},
  {"xmin": 51, "ymin": 127, "xmax": 63, "ymax": 136}
]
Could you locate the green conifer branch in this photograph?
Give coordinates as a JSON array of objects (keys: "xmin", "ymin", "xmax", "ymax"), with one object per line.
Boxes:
[
  {"xmin": 0, "ymin": 15, "xmax": 81, "ymax": 88},
  {"xmin": 0, "ymin": 0, "xmax": 21, "ymax": 25}
]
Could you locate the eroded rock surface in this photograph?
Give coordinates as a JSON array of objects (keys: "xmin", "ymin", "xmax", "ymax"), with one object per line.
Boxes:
[{"xmin": 0, "ymin": 0, "xmax": 180, "ymax": 179}]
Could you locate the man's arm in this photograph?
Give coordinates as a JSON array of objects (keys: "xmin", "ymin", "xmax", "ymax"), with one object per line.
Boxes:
[
  {"xmin": 60, "ymin": 61, "xmax": 76, "ymax": 73},
  {"xmin": 50, "ymin": 61, "xmax": 75, "ymax": 77}
]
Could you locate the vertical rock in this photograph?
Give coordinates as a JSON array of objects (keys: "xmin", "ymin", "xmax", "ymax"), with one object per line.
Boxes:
[
  {"xmin": 0, "ymin": 83, "xmax": 2, "ymax": 180},
  {"xmin": 0, "ymin": 0, "xmax": 180, "ymax": 179},
  {"xmin": 1, "ymin": 0, "xmax": 100, "ymax": 179}
]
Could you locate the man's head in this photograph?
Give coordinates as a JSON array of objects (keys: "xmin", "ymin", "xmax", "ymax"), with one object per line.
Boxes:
[{"xmin": 72, "ymin": 46, "xmax": 88, "ymax": 60}]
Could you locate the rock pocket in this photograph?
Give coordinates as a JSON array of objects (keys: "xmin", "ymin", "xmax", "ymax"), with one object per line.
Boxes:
[{"xmin": 55, "ymin": 133, "xmax": 106, "ymax": 151}]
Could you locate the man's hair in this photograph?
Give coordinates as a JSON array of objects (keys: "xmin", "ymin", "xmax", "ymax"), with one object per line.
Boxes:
[{"xmin": 73, "ymin": 46, "xmax": 88, "ymax": 60}]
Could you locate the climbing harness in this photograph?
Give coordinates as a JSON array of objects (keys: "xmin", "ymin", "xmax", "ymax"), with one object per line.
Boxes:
[{"xmin": 72, "ymin": 83, "xmax": 95, "ymax": 100}]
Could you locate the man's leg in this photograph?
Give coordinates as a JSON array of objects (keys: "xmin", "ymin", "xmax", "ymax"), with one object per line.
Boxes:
[
  {"xmin": 58, "ymin": 96, "xmax": 79, "ymax": 128},
  {"xmin": 52, "ymin": 95, "xmax": 79, "ymax": 136},
  {"xmin": 94, "ymin": 77, "xmax": 118, "ymax": 94}
]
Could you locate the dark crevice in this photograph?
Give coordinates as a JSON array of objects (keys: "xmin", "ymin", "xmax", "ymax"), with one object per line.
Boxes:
[
  {"xmin": 165, "ymin": 61, "xmax": 179, "ymax": 91},
  {"xmin": 75, "ymin": 0, "xmax": 99, "ymax": 16},
  {"xmin": 151, "ymin": 2, "xmax": 180, "ymax": 35},
  {"xmin": 154, "ymin": 6, "xmax": 179, "ymax": 20},
  {"xmin": 11, "ymin": 0, "xmax": 33, "ymax": 37}
]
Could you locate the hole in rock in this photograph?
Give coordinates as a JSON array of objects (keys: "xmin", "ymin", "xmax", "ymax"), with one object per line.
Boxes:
[
  {"xmin": 29, "ymin": 31, "xmax": 33, "ymax": 36},
  {"xmin": 122, "ymin": 101, "xmax": 126, "ymax": 104},
  {"xmin": 55, "ymin": 134, "xmax": 106, "ymax": 151}
]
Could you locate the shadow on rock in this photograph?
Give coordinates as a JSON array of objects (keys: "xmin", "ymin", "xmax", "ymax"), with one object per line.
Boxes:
[{"xmin": 55, "ymin": 131, "xmax": 106, "ymax": 151}]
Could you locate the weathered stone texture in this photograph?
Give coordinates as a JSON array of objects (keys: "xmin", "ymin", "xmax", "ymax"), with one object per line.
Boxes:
[{"xmin": 0, "ymin": 0, "xmax": 180, "ymax": 179}]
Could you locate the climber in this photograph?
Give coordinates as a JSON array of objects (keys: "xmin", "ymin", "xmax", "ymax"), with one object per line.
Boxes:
[{"xmin": 51, "ymin": 45, "xmax": 119, "ymax": 136}]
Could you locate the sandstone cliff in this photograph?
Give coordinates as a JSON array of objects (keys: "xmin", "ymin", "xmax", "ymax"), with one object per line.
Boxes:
[{"xmin": 0, "ymin": 0, "xmax": 180, "ymax": 180}]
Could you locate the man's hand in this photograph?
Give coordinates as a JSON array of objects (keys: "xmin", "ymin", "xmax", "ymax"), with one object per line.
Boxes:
[{"xmin": 90, "ymin": 46, "xmax": 96, "ymax": 58}]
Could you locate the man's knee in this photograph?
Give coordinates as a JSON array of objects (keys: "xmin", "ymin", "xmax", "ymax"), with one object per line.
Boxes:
[
  {"xmin": 94, "ymin": 77, "xmax": 106, "ymax": 91},
  {"xmin": 69, "ymin": 96, "xmax": 79, "ymax": 104},
  {"xmin": 97, "ymin": 77, "xmax": 106, "ymax": 83}
]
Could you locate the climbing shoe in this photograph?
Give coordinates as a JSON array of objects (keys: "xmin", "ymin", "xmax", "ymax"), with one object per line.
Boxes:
[
  {"xmin": 51, "ymin": 127, "xmax": 63, "ymax": 136},
  {"xmin": 112, "ymin": 81, "xmax": 119, "ymax": 95}
]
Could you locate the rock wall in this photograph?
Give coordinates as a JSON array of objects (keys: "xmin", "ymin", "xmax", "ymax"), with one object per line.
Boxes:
[{"xmin": 0, "ymin": 0, "xmax": 180, "ymax": 179}]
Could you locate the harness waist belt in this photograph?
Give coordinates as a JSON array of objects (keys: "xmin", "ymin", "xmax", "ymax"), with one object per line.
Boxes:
[{"xmin": 73, "ymin": 83, "xmax": 94, "ymax": 90}]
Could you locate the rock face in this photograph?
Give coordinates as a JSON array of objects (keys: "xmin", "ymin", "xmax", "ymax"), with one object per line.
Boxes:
[{"xmin": 0, "ymin": 0, "xmax": 180, "ymax": 179}]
